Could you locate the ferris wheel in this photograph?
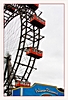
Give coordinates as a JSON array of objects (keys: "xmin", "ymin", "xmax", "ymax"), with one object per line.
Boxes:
[{"xmin": 4, "ymin": 4, "xmax": 45, "ymax": 96}]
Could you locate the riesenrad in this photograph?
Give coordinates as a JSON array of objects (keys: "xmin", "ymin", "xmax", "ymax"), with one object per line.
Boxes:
[{"xmin": 4, "ymin": 4, "xmax": 45, "ymax": 96}]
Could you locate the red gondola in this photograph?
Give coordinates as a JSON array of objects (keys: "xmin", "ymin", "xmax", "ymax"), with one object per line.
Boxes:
[
  {"xmin": 27, "ymin": 4, "xmax": 39, "ymax": 11},
  {"xmin": 15, "ymin": 80, "xmax": 31, "ymax": 87},
  {"xmin": 30, "ymin": 14, "xmax": 45, "ymax": 29},
  {"xmin": 5, "ymin": 4, "xmax": 15, "ymax": 13},
  {"xmin": 26, "ymin": 47, "xmax": 43, "ymax": 59}
]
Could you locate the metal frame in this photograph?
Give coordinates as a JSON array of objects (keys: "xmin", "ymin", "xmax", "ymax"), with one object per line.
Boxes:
[{"xmin": 4, "ymin": 4, "xmax": 44, "ymax": 95}]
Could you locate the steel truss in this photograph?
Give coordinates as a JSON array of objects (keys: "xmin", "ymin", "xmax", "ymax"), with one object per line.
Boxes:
[{"xmin": 4, "ymin": 4, "xmax": 44, "ymax": 95}]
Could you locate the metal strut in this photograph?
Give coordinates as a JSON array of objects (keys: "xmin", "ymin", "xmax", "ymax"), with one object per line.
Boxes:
[{"xmin": 4, "ymin": 4, "xmax": 45, "ymax": 95}]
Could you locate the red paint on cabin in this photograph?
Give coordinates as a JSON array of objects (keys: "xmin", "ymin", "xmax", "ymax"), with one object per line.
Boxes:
[
  {"xmin": 27, "ymin": 4, "xmax": 39, "ymax": 11},
  {"xmin": 26, "ymin": 47, "xmax": 43, "ymax": 59},
  {"xmin": 6, "ymin": 4, "xmax": 15, "ymax": 12},
  {"xmin": 30, "ymin": 14, "xmax": 45, "ymax": 29},
  {"xmin": 15, "ymin": 80, "xmax": 31, "ymax": 87}
]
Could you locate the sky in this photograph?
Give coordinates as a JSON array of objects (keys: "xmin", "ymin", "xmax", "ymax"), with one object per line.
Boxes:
[
  {"xmin": 4, "ymin": 4, "xmax": 64, "ymax": 88},
  {"xmin": 29, "ymin": 4, "xmax": 64, "ymax": 88}
]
